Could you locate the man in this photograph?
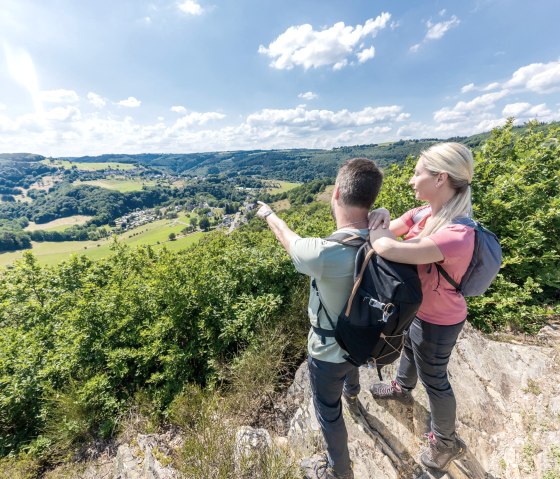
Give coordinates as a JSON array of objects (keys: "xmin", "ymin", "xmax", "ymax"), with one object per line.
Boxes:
[{"xmin": 256, "ymin": 158, "xmax": 384, "ymax": 479}]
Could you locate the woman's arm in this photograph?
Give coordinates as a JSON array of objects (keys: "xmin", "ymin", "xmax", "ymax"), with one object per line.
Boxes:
[{"xmin": 372, "ymin": 236, "xmax": 444, "ymax": 265}]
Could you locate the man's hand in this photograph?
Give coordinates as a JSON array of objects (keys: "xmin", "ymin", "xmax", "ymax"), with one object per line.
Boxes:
[
  {"xmin": 257, "ymin": 201, "xmax": 275, "ymax": 219},
  {"xmin": 368, "ymin": 208, "xmax": 390, "ymax": 230},
  {"xmin": 255, "ymin": 200, "xmax": 299, "ymax": 253}
]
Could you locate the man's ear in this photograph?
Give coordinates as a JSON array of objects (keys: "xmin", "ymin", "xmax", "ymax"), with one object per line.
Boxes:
[{"xmin": 333, "ymin": 184, "xmax": 340, "ymax": 200}]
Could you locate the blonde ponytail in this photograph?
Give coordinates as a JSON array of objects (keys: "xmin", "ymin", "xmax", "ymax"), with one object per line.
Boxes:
[{"xmin": 417, "ymin": 142, "xmax": 474, "ymax": 237}]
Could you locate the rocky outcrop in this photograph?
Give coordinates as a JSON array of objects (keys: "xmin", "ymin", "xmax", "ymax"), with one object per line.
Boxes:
[
  {"xmin": 287, "ymin": 322, "xmax": 560, "ymax": 479},
  {"xmin": 44, "ymin": 323, "xmax": 559, "ymax": 479}
]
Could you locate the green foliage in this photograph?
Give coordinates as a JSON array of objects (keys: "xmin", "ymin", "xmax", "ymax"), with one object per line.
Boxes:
[
  {"xmin": 0, "ymin": 203, "xmax": 322, "ymax": 456},
  {"xmin": 467, "ymin": 120, "xmax": 560, "ymax": 331},
  {"xmin": 374, "ymin": 119, "xmax": 559, "ymax": 332}
]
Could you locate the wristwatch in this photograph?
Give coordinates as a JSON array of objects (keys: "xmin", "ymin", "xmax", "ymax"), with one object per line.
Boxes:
[{"xmin": 263, "ymin": 210, "xmax": 274, "ymax": 218}]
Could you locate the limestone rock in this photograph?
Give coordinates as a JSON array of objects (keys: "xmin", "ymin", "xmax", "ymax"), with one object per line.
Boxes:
[
  {"xmin": 113, "ymin": 433, "xmax": 179, "ymax": 479},
  {"xmin": 287, "ymin": 322, "xmax": 560, "ymax": 479}
]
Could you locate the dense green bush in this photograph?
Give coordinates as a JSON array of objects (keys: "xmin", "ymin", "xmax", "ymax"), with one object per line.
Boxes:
[
  {"xmin": 0, "ymin": 203, "xmax": 331, "ymax": 457},
  {"xmin": 377, "ymin": 119, "xmax": 559, "ymax": 332}
]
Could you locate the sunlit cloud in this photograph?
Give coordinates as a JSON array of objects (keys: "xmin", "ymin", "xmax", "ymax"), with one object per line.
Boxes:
[
  {"xmin": 177, "ymin": 0, "xmax": 203, "ymax": 15},
  {"xmin": 258, "ymin": 13, "xmax": 390, "ymax": 70},
  {"xmin": 298, "ymin": 92, "xmax": 318, "ymax": 101},
  {"xmin": 118, "ymin": 96, "xmax": 141, "ymax": 108},
  {"xmin": 410, "ymin": 14, "xmax": 460, "ymax": 53},
  {"xmin": 171, "ymin": 105, "xmax": 187, "ymax": 113},
  {"xmin": 40, "ymin": 89, "xmax": 79, "ymax": 103},
  {"xmin": 87, "ymin": 92, "xmax": 107, "ymax": 108}
]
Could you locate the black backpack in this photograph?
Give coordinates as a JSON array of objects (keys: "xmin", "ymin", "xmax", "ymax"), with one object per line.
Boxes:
[{"xmin": 312, "ymin": 233, "xmax": 423, "ymax": 378}]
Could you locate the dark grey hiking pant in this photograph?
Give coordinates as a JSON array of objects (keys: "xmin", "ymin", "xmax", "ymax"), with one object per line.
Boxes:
[
  {"xmin": 396, "ymin": 317, "xmax": 465, "ymax": 448},
  {"xmin": 307, "ymin": 355, "xmax": 360, "ymax": 475}
]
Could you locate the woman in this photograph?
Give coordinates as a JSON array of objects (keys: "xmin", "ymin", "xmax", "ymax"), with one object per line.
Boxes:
[{"xmin": 368, "ymin": 142, "xmax": 474, "ymax": 471}]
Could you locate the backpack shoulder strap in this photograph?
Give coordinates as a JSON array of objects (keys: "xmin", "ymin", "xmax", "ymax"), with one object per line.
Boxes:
[
  {"xmin": 311, "ymin": 232, "xmax": 366, "ymax": 343},
  {"xmin": 435, "ymin": 216, "xmax": 477, "ymax": 293},
  {"xmin": 412, "ymin": 205, "xmax": 431, "ymax": 224}
]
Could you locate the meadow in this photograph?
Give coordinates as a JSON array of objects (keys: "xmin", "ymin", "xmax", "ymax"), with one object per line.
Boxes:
[
  {"xmin": 41, "ymin": 159, "xmax": 138, "ymax": 171},
  {"xmin": 24, "ymin": 215, "xmax": 93, "ymax": 232},
  {"xmin": 74, "ymin": 178, "xmax": 156, "ymax": 192},
  {"xmin": 263, "ymin": 180, "xmax": 300, "ymax": 193},
  {"xmin": 0, "ymin": 214, "xmax": 205, "ymax": 267}
]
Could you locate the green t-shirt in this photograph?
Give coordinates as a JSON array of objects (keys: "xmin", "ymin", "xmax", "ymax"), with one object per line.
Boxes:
[{"xmin": 289, "ymin": 228, "xmax": 368, "ymax": 363}]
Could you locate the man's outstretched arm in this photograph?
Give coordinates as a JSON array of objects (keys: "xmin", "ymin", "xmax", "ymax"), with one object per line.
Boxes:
[{"xmin": 256, "ymin": 201, "xmax": 300, "ymax": 254}]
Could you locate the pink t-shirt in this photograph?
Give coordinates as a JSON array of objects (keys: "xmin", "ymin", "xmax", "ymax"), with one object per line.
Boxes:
[{"xmin": 399, "ymin": 206, "xmax": 475, "ymax": 326}]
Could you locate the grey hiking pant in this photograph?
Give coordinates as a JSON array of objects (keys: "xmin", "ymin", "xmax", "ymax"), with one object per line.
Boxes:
[
  {"xmin": 307, "ymin": 355, "xmax": 360, "ymax": 475},
  {"xmin": 396, "ymin": 317, "xmax": 465, "ymax": 448}
]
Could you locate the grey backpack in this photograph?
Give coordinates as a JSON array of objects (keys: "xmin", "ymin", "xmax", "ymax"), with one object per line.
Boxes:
[{"xmin": 413, "ymin": 207, "xmax": 502, "ymax": 296}]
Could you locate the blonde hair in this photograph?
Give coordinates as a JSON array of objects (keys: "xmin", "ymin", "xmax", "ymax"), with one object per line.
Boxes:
[{"xmin": 418, "ymin": 142, "xmax": 474, "ymax": 237}]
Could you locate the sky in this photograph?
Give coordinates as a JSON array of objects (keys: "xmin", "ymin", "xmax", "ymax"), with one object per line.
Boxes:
[{"xmin": 0, "ymin": 0, "xmax": 559, "ymax": 156}]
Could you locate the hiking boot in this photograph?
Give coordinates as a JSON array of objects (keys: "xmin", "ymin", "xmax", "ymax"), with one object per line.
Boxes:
[
  {"xmin": 300, "ymin": 453, "xmax": 354, "ymax": 479},
  {"xmin": 342, "ymin": 391, "xmax": 361, "ymax": 416},
  {"xmin": 369, "ymin": 380, "xmax": 413, "ymax": 405},
  {"xmin": 420, "ymin": 432, "xmax": 467, "ymax": 471}
]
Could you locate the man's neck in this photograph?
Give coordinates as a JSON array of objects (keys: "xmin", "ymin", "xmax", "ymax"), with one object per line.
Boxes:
[{"xmin": 335, "ymin": 208, "xmax": 369, "ymax": 230}]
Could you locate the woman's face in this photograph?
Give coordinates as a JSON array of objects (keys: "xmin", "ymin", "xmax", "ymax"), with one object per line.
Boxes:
[{"xmin": 409, "ymin": 159, "xmax": 438, "ymax": 201}]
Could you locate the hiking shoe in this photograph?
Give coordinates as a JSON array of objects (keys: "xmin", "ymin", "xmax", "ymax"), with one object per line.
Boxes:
[
  {"xmin": 300, "ymin": 453, "xmax": 354, "ymax": 479},
  {"xmin": 342, "ymin": 392, "xmax": 361, "ymax": 416},
  {"xmin": 420, "ymin": 432, "xmax": 467, "ymax": 471},
  {"xmin": 369, "ymin": 380, "xmax": 413, "ymax": 405}
]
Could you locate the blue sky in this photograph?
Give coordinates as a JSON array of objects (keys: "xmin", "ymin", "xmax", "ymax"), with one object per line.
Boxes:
[{"xmin": 1, "ymin": 0, "xmax": 559, "ymax": 156}]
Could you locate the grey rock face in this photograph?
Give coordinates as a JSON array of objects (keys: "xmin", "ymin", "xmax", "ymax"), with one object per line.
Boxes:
[
  {"xmin": 113, "ymin": 434, "xmax": 179, "ymax": 479},
  {"xmin": 287, "ymin": 323, "xmax": 560, "ymax": 479}
]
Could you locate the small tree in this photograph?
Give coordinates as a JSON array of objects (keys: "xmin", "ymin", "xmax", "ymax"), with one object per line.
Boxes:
[
  {"xmin": 199, "ymin": 217, "xmax": 210, "ymax": 231},
  {"xmin": 168, "ymin": 232, "xmax": 177, "ymax": 241}
]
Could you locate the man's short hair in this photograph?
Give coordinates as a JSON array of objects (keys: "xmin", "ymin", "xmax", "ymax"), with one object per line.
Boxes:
[{"xmin": 336, "ymin": 158, "xmax": 383, "ymax": 209}]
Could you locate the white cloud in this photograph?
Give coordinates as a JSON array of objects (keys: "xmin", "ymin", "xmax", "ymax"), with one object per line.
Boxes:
[
  {"xmin": 45, "ymin": 106, "xmax": 81, "ymax": 121},
  {"xmin": 461, "ymin": 60, "xmax": 560, "ymax": 97},
  {"xmin": 504, "ymin": 60, "xmax": 560, "ymax": 94},
  {"xmin": 390, "ymin": 21, "xmax": 400, "ymax": 30},
  {"xmin": 170, "ymin": 111, "xmax": 226, "ymax": 130},
  {"xmin": 411, "ymin": 14, "xmax": 460, "ymax": 52},
  {"xmin": 87, "ymin": 92, "xmax": 107, "ymax": 108},
  {"xmin": 0, "ymin": 103, "xmax": 6, "ymax": 111},
  {"xmin": 439, "ymin": 9, "xmax": 447, "ymax": 16},
  {"xmin": 157, "ymin": 116, "xmax": 165, "ymax": 121},
  {"xmin": 298, "ymin": 92, "xmax": 318, "ymax": 101},
  {"xmin": 258, "ymin": 13, "xmax": 391, "ymax": 70},
  {"xmin": 118, "ymin": 96, "xmax": 141, "ymax": 108},
  {"xmin": 425, "ymin": 15, "xmax": 460, "ymax": 40},
  {"xmin": 433, "ymin": 90, "xmax": 509, "ymax": 123},
  {"xmin": 357, "ymin": 46, "xmax": 375, "ymax": 63},
  {"xmin": 177, "ymin": 0, "xmax": 203, "ymax": 15},
  {"xmin": 502, "ymin": 102, "xmax": 553, "ymax": 120},
  {"xmin": 40, "ymin": 89, "xmax": 79, "ymax": 103},
  {"xmin": 171, "ymin": 105, "xmax": 187, "ymax": 113},
  {"xmin": 246, "ymin": 105, "xmax": 404, "ymax": 129}
]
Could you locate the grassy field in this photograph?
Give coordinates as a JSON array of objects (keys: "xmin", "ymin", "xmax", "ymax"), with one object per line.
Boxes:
[
  {"xmin": 42, "ymin": 160, "xmax": 137, "ymax": 171},
  {"xmin": 75, "ymin": 178, "xmax": 156, "ymax": 192},
  {"xmin": 25, "ymin": 215, "xmax": 93, "ymax": 232},
  {"xmin": 263, "ymin": 180, "xmax": 301, "ymax": 193},
  {"xmin": 0, "ymin": 214, "xmax": 205, "ymax": 267}
]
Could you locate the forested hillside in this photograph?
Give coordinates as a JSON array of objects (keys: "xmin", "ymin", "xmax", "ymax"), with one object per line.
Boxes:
[
  {"xmin": 60, "ymin": 122, "xmax": 558, "ymax": 181},
  {"xmin": 0, "ymin": 120, "xmax": 558, "ymax": 477}
]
